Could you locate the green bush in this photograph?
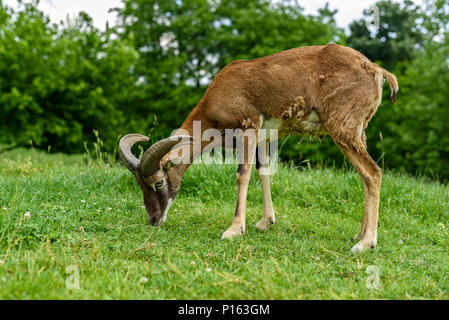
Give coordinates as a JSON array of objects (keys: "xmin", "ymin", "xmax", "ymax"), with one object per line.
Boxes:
[{"xmin": 0, "ymin": 2, "xmax": 140, "ymax": 153}]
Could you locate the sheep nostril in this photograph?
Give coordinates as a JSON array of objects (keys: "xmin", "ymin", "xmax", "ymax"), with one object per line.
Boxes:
[{"xmin": 149, "ymin": 217, "xmax": 157, "ymax": 225}]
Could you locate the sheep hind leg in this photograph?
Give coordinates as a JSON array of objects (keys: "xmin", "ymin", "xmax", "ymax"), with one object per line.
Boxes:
[
  {"xmin": 331, "ymin": 135, "xmax": 382, "ymax": 252},
  {"xmin": 255, "ymin": 143, "xmax": 275, "ymax": 231},
  {"xmin": 351, "ymin": 129, "xmax": 369, "ymax": 242}
]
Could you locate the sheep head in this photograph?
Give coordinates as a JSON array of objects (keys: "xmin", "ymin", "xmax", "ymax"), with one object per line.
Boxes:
[{"xmin": 119, "ymin": 134, "xmax": 193, "ymax": 226}]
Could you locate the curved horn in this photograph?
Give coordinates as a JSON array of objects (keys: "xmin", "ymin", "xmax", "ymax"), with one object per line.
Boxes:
[
  {"xmin": 119, "ymin": 134, "xmax": 149, "ymax": 172},
  {"xmin": 139, "ymin": 135, "xmax": 194, "ymax": 177}
]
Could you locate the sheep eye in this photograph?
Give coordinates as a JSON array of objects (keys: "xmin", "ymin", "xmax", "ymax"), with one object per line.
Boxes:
[{"xmin": 155, "ymin": 181, "xmax": 164, "ymax": 189}]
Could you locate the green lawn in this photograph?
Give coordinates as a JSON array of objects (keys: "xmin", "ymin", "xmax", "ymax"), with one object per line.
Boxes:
[{"xmin": 0, "ymin": 148, "xmax": 448, "ymax": 299}]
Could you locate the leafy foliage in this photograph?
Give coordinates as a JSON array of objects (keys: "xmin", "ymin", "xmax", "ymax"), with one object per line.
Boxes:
[
  {"xmin": 0, "ymin": 0, "xmax": 448, "ymax": 180},
  {"xmin": 0, "ymin": 1, "xmax": 139, "ymax": 152},
  {"xmin": 363, "ymin": 0, "xmax": 449, "ymax": 180},
  {"xmin": 347, "ymin": 0, "xmax": 425, "ymax": 70},
  {"xmin": 381, "ymin": 38, "xmax": 449, "ymax": 178}
]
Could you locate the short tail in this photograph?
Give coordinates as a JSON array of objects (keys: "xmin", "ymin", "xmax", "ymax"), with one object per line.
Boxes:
[{"xmin": 380, "ymin": 67, "xmax": 399, "ymax": 104}]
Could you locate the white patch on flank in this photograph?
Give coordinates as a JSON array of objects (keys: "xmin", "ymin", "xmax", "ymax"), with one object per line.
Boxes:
[
  {"xmin": 306, "ymin": 110, "xmax": 320, "ymax": 122},
  {"xmin": 261, "ymin": 109, "xmax": 327, "ymax": 139},
  {"xmin": 261, "ymin": 118, "xmax": 283, "ymax": 131},
  {"xmin": 301, "ymin": 110, "xmax": 326, "ymax": 134},
  {"xmin": 161, "ymin": 198, "xmax": 173, "ymax": 223}
]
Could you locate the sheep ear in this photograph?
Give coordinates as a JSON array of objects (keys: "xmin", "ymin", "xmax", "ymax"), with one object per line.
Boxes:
[{"xmin": 164, "ymin": 157, "xmax": 182, "ymax": 171}]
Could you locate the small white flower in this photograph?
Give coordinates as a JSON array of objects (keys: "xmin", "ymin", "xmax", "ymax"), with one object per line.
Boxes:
[
  {"xmin": 24, "ymin": 211, "xmax": 31, "ymax": 220},
  {"xmin": 139, "ymin": 277, "xmax": 148, "ymax": 284},
  {"xmin": 96, "ymin": 210, "xmax": 100, "ymax": 213},
  {"xmin": 0, "ymin": 260, "xmax": 5, "ymax": 266},
  {"xmin": 106, "ymin": 207, "xmax": 112, "ymax": 211},
  {"xmin": 2, "ymin": 207, "xmax": 6, "ymax": 210},
  {"xmin": 206, "ymin": 268, "xmax": 212, "ymax": 272},
  {"xmin": 81, "ymin": 200, "xmax": 86, "ymax": 203},
  {"xmin": 191, "ymin": 261, "xmax": 196, "ymax": 265}
]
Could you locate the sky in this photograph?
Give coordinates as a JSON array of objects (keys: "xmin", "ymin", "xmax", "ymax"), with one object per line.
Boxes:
[{"xmin": 4, "ymin": 0, "xmax": 423, "ymax": 30}]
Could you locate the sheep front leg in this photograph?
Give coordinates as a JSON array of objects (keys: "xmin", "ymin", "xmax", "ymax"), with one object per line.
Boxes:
[
  {"xmin": 221, "ymin": 130, "xmax": 258, "ymax": 240},
  {"xmin": 221, "ymin": 163, "xmax": 254, "ymax": 239}
]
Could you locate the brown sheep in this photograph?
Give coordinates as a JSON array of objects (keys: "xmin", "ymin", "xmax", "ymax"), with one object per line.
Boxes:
[{"xmin": 119, "ymin": 44, "xmax": 398, "ymax": 252}]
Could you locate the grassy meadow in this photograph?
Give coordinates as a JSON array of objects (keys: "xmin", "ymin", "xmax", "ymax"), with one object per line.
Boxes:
[{"xmin": 0, "ymin": 147, "xmax": 448, "ymax": 299}]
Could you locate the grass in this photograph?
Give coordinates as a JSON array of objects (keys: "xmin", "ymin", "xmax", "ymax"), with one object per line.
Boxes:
[{"xmin": 0, "ymin": 147, "xmax": 448, "ymax": 300}]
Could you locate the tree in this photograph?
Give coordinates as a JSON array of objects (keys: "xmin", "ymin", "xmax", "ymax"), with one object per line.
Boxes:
[
  {"xmin": 0, "ymin": 1, "xmax": 139, "ymax": 153},
  {"xmin": 374, "ymin": 0, "xmax": 449, "ymax": 179},
  {"xmin": 347, "ymin": 0, "xmax": 425, "ymax": 70}
]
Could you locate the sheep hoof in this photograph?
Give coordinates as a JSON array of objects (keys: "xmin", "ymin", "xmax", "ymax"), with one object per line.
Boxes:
[
  {"xmin": 255, "ymin": 216, "xmax": 275, "ymax": 231},
  {"xmin": 221, "ymin": 225, "xmax": 245, "ymax": 240},
  {"xmin": 351, "ymin": 240, "xmax": 377, "ymax": 253}
]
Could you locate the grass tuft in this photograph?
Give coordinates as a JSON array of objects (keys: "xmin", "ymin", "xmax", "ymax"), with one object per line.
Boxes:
[{"xmin": 0, "ymin": 148, "xmax": 448, "ymax": 299}]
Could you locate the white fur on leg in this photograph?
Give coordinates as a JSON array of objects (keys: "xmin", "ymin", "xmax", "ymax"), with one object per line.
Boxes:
[
  {"xmin": 351, "ymin": 238, "xmax": 377, "ymax": 253},
  {"xmin": 221, "ymin": 224, "xmax": 245, "ymax": 240},
  {"xmin": 255, "ymin": 214, "xmax": 275, "ymax": 231}
]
